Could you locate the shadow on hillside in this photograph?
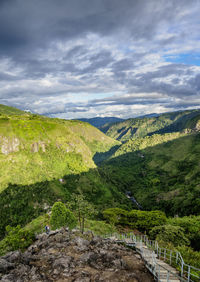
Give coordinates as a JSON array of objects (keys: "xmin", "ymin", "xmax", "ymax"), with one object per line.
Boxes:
[
  {"xmin": 1, "ymin": 133, "xmax": 199, "ymax": 240},
  {"xmin": 93, "ymin": 145, "xmax": 121, "ymax": 164},
  {"xmin": 0, "ymin": 163, "xmax": 136, "ymax": 239},
  {"xmin": 148, "ymin": 110, "xmax": 200, "ymax": 136}
]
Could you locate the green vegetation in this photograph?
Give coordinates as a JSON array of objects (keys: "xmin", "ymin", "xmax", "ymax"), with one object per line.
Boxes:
[
  {"xmin": 0, "ymin": 104, "xmax": 200, "ymax": 270},
  {"xmin": 100, "ymin": 133, "xmax": 200, "ymax": 216},
  {"xmin": 0, "ymin": 104, "xmax": 27, "ymax": 116},
  {"xmin": 0, "ymin": 109, "xmax": 118, "ymax": 192},
  {"xmin": 103, "ymin": 208, "xmax": 167, "ymax": 232},
  {"xmin": 149, "ymin": 224, "xmax": 190, "ymax": 246},
  {"xmin": 0, "ymin": 225, "xmax": 35, "ymax": 255},
  {"xmin": 84, "ymin": 219, "xmax": 117, "ymax": 235},
  {"xmin": 167, "ymin": 215, "xmax": 200, "ymax": 250},
  {"xmin": 70, "ymin": 194, "xmax": 97, "ymax": 233},
  {"xmin": 0, "ymin": 181, "xmax": 68, "ymax": 239},
  {"xmin": 102, "ymin": 109, "xmax": 200, "ymax": 142},
  {"xmin": 112, "ymin": 132, "xmax": 185, "ymax": 157},
  {"xmin": 23, "ymin": 214, "xmax": 50, "ymax": 234},
  {"xmin": 176, "ymin": 246, "xmax": 200, "ymax": 269},
  {"xmin": 0, "ymin": 170, "xmax": 131, "ymax": 239},
  {"xmin": 50, "ymin": 201, "xmax": 77, "ymax": 230}
]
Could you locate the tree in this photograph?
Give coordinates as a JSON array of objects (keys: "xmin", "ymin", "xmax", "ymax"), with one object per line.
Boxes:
[
  {"xmin": 70, "ymin": 194, "xmax": 96, "ymax": 233},
  {"xmin": 149, "ymin": 224, "xmax": 190, "ymax": 247},
  {"xmin": 103, "ymin": 208, "xmax": 128, "ymax": 226},
  {"xmin": 50, "ymin": 202, "xmax": 77, "ymax": 230}
]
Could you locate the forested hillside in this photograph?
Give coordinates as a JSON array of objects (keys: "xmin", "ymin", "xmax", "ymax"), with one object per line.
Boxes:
[
  {"xmin": 0, "ymin": 105, "xmax": 124, "ymax": 238},
  {"xmin": 101, "ymin": 110, "xmax": 200, "ymax": 142},
  {"xmin": 0, "ymin": 105, "xmax": 119, "ymax": 192},
  {"xmin": 99, "ymin": 133, "xmax": 200, "ymax": 216}
]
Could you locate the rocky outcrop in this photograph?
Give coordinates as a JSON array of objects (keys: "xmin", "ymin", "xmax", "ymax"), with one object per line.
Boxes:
[
  {"xmin": 0, "ymin": 229, "xmax": 154, "ymax": 281},
  {"xmin": 31, "ymin": 142, "xmax": 46, "ymax": 153},
  {"xmin": 0, "ymin": 137, "xmax": 20, "ymax": 155}
]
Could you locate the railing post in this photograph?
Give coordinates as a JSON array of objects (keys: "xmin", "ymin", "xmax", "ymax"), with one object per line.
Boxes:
[
  {"xmin": 169, "ymin": 250, "xmax": 172, "ymax": 265},
  {"xmin": 167, "ymin": 270, "xmax": 170, "ymax": 282},
  {"xmin": 176, "ymin": 252, "xmax": 178, "ymax": 264},
  {"xmin": 187, "ymin": 265, "xmax": 190, "ymax": 281},
  {"xmin": 164, "ymin": 248, "xmax": 166, "ymax": 261},
  {"xmin": 156, "ymin": 242, "xmax": 158, "ymax": 257},
  {"xmin": 181, "ymin": 260, "xmax": 184, "ymax": 277}
]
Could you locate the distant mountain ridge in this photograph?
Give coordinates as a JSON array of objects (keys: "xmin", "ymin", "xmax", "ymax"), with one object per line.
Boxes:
[
  {"xmin": 101, "ymin": 109, "xmax": 200, "ymax": 141},
  {"xmin": 77, "ymin": 117, "xmax": 124, "ymax": 128}
]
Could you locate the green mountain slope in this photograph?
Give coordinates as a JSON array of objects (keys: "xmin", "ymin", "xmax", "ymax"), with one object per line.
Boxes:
[
  {"xmin": 0, "ymin": 108, "xmax": 119, "ymax": 192},
  {"xmin": 100, "ymin": 133, "xmax": 200, "ymax": 216},
  {"xmin": 112, "ymin": 132, "xmax": 186, "ymax": 158},
  {"xmin": 0, "ymin": 104, "xmax": 27, "ymax": 115},
  {"xmin": 102, "ymin": 110, "xmax": 200, "ymax": 142}
]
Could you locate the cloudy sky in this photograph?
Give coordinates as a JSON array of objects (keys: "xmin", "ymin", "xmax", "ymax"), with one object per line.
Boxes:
[{"xmin": 0, "ymin": 0, "xmax": 200, "ymax": 119}]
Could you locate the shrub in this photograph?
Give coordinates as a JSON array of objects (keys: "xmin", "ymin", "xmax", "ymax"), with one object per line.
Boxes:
[
  {"xmin": 128, "ymin": 210, "xmax": 167, "ymax": 231},
  {"xmin": 167, "ymin": 215, "xmax": 200, "ymax": 251},
  {"xmin": 149, "ymin": 224, "xmax": 190, "ymax": 247},
  {"xmin": 50, "ymin": 202, "xmax": 77, "ymax": 230},
  {"xmin": 176, "ymin": 245, "xmax": 200, "ymax": 269},
  {"xmin": 103, "ymin": 208, "xmax": 129, "ymax": 225},
  {"xmin": 3, "ymin": 225, "xmax": 35, "ymax": 252}
]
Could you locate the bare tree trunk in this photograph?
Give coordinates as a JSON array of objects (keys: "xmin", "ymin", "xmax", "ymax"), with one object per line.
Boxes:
[
  {"xmin": 78, "ymin": 207, "xmax": 81, "ymax": 231},
  {"xmin": 81, "ymin": 217, "xmax": 85, "ymax": 234}
]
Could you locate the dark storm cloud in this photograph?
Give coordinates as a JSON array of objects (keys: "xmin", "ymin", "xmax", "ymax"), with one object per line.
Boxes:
[
  {"xmin": 0, "ymin": 0, "xmax": 194, "ymax": 56},
  {"xmin": 0, "ymin": 0, "xmax": 200, "ymax": 118}
]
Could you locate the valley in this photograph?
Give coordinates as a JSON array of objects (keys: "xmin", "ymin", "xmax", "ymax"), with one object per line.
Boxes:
[{"xmin": 0, "ymin": 104, "xmax": 200, "ymax": 275}]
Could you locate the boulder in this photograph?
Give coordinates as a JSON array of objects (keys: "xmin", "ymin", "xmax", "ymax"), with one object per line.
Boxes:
[
  {"xmin": 2, "ymin": 251, "xmax": 21, "ymax": 263},
  {"xmin": 0, "ymin": 259, "xmax": 15, "ymax": 273}
]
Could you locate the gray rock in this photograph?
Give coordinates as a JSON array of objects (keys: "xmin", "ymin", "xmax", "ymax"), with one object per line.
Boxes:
[
  {"xmin": 0, "ymin": 259, "xmax": 15, "ymax": 273},
  {"xmin": 52, "ymin": 256, "xmax": 73, "ymax": 270},
  {"xmin": 80, "ymin": 252, "xmax": 98, "ymax": 263},
  {"xmin": 0, "ymin": 273, "xmax": 16, "ymax": 282},
  {"xmin": 28, "ymin": 266, "xmax": 43, "ymax": 281},
  {"xmin": 112, "ymin": 258, "xmax": 127, "ymax": 269},
  {"xmin": 74, "ymin": 237, "xmax": 90, "ymax": 251},
  {"xmin": 2, "ymin": 251, "xmax": 21, "ymax": 263}
]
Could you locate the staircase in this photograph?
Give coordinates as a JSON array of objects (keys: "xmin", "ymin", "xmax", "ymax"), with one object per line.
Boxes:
[{"xmin": 104, "ymin": 233, "xmax": 200, "ymax": 282}]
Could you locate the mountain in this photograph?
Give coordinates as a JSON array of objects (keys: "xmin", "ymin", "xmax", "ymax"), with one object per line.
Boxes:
[
  {"xmin": 77, "ymin": 117, "xmax": 124, "ymax": 128},
  {"xmin": 0, "ymin": 105, "xmax": 127, "ymax": 238},
  {"xmin": 102, "ymin": 110, "xmax": 200, "ymax": 142},
  {"xmin": 0, "ymin": 104, "xmax": 27, "ymax": 116},
  {"xmin": 0, "ymin": 106, "xmax": 120, "ymax": 192}
]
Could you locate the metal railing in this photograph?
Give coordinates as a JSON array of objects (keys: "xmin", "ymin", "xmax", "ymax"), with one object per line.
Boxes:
[{"xmin": 102, "ymin": 232, "xmax": 200, "ymax": 282}]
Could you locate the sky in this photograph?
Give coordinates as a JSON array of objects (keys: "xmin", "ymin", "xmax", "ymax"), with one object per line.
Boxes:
[{"xmin": 0, "ymin": 0, "xmax": 200, "ymax": 119}]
